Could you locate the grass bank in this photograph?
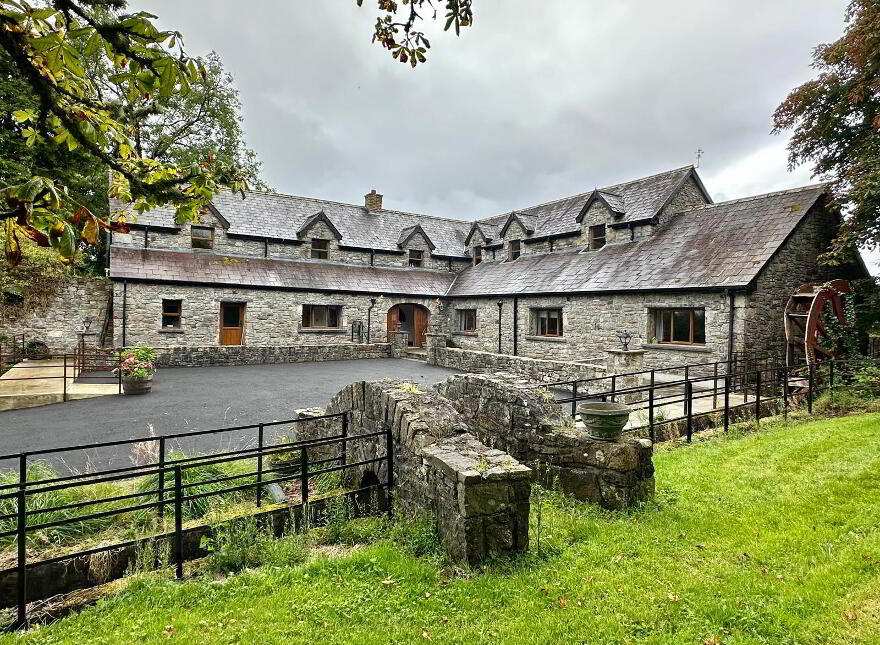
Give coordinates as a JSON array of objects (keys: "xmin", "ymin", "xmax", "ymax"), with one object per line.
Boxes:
[{"xmin": 5, "ymin": 413, "xmax": 880, "ymax": 644}]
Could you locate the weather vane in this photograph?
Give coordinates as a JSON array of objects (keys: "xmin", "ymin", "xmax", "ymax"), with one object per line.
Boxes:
[{"xmin": 695, "ymin": 148, "xmax": 704, "ymax": 168}]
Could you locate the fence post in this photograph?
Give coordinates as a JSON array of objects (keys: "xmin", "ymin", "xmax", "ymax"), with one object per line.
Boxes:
[
  {"xmin": 723, "ymin": 374, "xmax": 730, "ymax": 432},
  {"xmin": 571, "ymin": 381, "xmax": 578, "ymax": 418},
  {"xmin": 648, "ymin": 385, "xmax": 655, "ymax": 443},
  {"xmin": 117, "ymin": 352, "xmax": 122, "ymax": 395},
  {"xmin": 63, "ymin": 354, "xmax": 67, "ymax": 402},
  {"xmin": 755, "ymin": 368, "xmax": 762, "ymax": 425},
  {"xmin": 300, "ymin": 446, "xmax": 309, "ymax": 512},
  {"xmin": 386, "ymin": 429, "xmax": 394, "ymax": 519},
  {"xmin": 782, "ymin": 362, "xmax": 789, "ymax": 420},
  {"xmin": 712, "ymin": 362, "xmax": 718, "ymax": 409},
  {"xmin": 685, "ymin": 380, "xmax": 693, "ymax": 442},
  {"xmin": 174, "ymin": 466, "xmax": 183, "ymax": 580},
  {"xmin": 340, "ymin": 413, "xmax": 348, "ymax": 467},
  {"xmin": 157, "ymin": 437, "xmax": 166, "ymax": 520},
  {"xmin": 829, "ymin": 359, "xmax": 835, "ymax": 407},
  {"xmin": 256, "ymin": 423, "xmax": 264, "ymax": 508},
  {"xmin": 807, "ymin": 363, "xmax": 814, "ymax": 414},
  {"xmin": 15, "ymin": 453, "xmax": 27, "ymax": 630},
  {"xmin": 610, "ymin": 375, "xmax": 616, "ymax": 403}
]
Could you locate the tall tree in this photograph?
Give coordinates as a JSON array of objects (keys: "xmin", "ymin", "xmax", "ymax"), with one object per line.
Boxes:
[
  {"xmin": 0, "ymin": 0, "xmax": 474, "ymax": 266},
  {"xmin": 113, "ymin": 51, "xmax": 267, "ymax": 191},
  {"xmin": 773, "ymin": 0, "xmax": 880, "ymax": 263}
]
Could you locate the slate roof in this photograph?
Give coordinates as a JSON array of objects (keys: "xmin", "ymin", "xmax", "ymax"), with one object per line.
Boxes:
[
  {"xmin": 464, "ymin": 222, "xmax": 500, "ymax": 246},
  {"xmin": 109, "ymin": 247, "xmax": 456, "ymax": 296},
  {"xmin": 446, "ymin": 184, "xmax": 829, "ymax": 296},
  {"xmin": 110, "ymin": 191, "xmax": 473, "ymax": 258},
  {"xmin": 397, "ymin": 224, "xmax": 436, "ymax": 250},
  {"xmin": 478, "ymin": 165, "xmax": 708, "ymax": 240}
]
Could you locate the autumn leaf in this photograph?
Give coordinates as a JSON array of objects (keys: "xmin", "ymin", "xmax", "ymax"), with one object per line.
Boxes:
[
  {"xmin": 382, "ymin": 578, "xmax": 395, "ymax": 586},
  {"xmin": 82, "ymin": 215, "xmax": 99, "ymax": 244},
  {"xmin": 703, "ymin": 636, "xmax": 722, "ymax": 645},
  {"xmin": 843, "ymin": 610, "xmax": 858, "ymax": 621}
]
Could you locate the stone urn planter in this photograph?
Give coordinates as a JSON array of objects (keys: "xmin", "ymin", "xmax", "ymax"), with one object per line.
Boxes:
[
  {"xmin": 122, "ymin": 374, "xmax": 153, "ymax": 395},
  {"xmin": 578, "ymin": 401, "xmax": 632, "ymax": 441}
]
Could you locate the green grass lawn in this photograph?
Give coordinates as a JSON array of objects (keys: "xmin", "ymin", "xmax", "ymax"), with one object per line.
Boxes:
[{"xmin": 6, "ymin": 413, "xmax": 880, "ymax": 645}]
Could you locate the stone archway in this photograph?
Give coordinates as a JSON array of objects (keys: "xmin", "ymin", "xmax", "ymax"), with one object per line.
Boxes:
[{"xmin": 387, "ymin": 304, "xmax": 430, "ymax": 347}]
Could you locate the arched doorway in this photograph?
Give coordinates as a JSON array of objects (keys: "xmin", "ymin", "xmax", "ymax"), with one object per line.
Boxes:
[{"xmin": 387, "ymin": 303, "xmax": 430, "ymax": 347}]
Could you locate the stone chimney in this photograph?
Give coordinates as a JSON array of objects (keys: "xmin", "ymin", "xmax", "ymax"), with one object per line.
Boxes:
[{"xmin": 365, "ymin": 189, "xmax": 383, "ymax": 212}]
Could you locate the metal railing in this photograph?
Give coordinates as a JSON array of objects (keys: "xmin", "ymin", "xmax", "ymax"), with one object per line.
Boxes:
[
  {"xmin": 0, "ymin": 345, "xmax": 122, "ymax": 401},
  {"xmin": 0, "ymin": 410, "xmax": 391, "ymax": 629},
  {"xmin": 548, "ymin": 356, "xmax": 878, "ymax": 442}
]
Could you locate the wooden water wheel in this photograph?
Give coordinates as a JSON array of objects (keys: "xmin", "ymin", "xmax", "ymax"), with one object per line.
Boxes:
[{"xmin": 784, "ymin": 279, "xmax": 851, "ymax": 367}]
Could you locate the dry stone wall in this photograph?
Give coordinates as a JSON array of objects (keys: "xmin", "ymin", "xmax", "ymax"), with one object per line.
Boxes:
[
  {"xmin": 435, "ymin": 373, "xmax": 655, "ymax": 509},
  {"xmin": 296, "ymin": 379, "xmax": 532, "ymax": 565},
  {"xmin": 154, "ymin": 343, "xmax": 390, "ymax": 367},
  {"xmin": 0, "ymin": 276, "xmax": 111, "ymax": 352},
  {"xmin": 427, "ymin": 335, "xmax": 606, "ymax": 384}
]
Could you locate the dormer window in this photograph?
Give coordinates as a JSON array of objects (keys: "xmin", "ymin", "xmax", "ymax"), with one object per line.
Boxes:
[
  {"xmin": 508, "ymin": 240, "xmax": 521, "ymax": 260},
  {"xmin": 311, "ymin": 238, "xmax": 329, "ymax": 260},
  {"xmin": 473, "ymin": 246, "xmax": 482, "ymax": 266},
  {"xmin": 589, "ymin": 224, "xmax": 606, "ymax": 250},
  {"xmin": 408, "ymin": 249, "xmax": 424, "ymax": 267},
  {"xmin": 191, "ymin": 226, "xmax": 214, "ymax": 250}
]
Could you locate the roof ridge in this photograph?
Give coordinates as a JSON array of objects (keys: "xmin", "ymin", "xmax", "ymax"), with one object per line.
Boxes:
[
  {"xmin": 679, "ymin": 182, "xmax": 830, "ymax": 212},
  {"xmin": 474, "ymin": 165, "xmax": 694, "ymax": 224},
  {"xmin": 227, "ymin": 188, "xmax": 472, "ymax": 227},
  {"xmin": 112, "ymin": 245, "xmax": 456, "ymax": 275}
]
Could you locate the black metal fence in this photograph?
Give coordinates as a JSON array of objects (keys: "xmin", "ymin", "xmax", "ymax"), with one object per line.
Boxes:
[
  {"xmin": 545, "ymin": 356, "xmax": 879, "ymax": 442},
  {"xmin": 0, "ymin": 410, "xmax": 390, "ymax": 630}
]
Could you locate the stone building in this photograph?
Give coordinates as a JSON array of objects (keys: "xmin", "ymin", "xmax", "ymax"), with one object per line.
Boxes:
[{"xmin": 107, "ymin": 165, "xmax": 867, "ymax": 366}]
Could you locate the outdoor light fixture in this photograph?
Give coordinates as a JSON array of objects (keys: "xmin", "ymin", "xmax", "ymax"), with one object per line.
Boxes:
[{"xmin": 617, "ymin": 329, "xmax": 633, "ymax": 351}]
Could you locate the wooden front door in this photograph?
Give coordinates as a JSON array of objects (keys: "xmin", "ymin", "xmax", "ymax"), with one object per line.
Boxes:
[
  {"xmin": 387, "ymin": 306, "xmax": 400, "ymax": 339},
  {"xmin": 413, "ymin": 306, "xmax": 428, "ymax": 347},
  {"xmin": 219, "ymin": 303, "xmax": 245, "ymax": 345}
]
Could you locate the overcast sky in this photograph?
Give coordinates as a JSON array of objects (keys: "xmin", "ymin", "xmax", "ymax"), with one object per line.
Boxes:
[{"xmin": 140, "ymin": 0, "xmax": 877, "ymax": 273}]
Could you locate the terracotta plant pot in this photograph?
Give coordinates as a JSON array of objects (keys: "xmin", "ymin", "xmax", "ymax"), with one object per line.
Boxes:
[
  {"xmin": 578, "ymin": 401, "xmax": 631, "ymax": 441},
  {"xmin": 122, "ymin": 374, "xmax": 153, "ymax": 395}
]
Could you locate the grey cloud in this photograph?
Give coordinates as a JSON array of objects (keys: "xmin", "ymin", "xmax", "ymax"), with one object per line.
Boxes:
[{"xmin": 140, "ymin": 0, "xmax": 850, "ymax": 221}]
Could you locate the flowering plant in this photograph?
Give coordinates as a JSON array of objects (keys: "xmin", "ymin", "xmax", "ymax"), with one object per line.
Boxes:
[{"xmin": 116, "ymin": 347, "xmax": 157, "ymax": 380}]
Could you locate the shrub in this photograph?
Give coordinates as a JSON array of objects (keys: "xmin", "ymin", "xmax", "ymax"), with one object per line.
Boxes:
[
  {"xmin": 117, "ymin": 346, "xmax": 157, "ymax": 379},
  {"xmin": 852, "ymin": 365, "xmax": 880, "ymax": 395},
  {"xmin": 24, "ymin": 339, "xmax": 50, "ymax": 359}
]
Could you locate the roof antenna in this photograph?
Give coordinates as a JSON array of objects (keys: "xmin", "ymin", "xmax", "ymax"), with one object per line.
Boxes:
[{"xmin": 695, "ymin": 148, "xmax": 704, "ymax": 168}]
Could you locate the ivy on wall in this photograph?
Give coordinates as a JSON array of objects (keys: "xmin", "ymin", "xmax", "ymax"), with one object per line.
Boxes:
[{"xmin": 0, "ymin": 232, "xmax": 87, "ymax": 322}]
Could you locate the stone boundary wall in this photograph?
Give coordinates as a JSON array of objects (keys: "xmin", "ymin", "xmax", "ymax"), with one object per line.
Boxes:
[
  {"xmin": 0, "ymin": 277, "xmax": 111, "ymax": 353},
  {"xmin": 427, "ymin": 336, "xmax": 606, "ymax": 384},
  {"xmin": 296, "ymin": 379, "xmax": 532, "ymax": 564},
  {"xmin": 154, "ymin": 343, "xmax": 390, "ymax": 368},
  {"xmin": 436, "ymin": 373, "xmax": 655, "ymax": 509}
]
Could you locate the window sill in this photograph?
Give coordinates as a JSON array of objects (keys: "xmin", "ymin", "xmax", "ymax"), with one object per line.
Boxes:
[
  {"xmin": 646, "ymin": 343, "xmax": 711, "ymax": 353},
  {"xmin": 452, "ymin": 331, "xmax": 478, "ymax": 336},
  {"xmin": 298, "ymin": 328, "xmax": 346, "ymax": 334},
  {"xmin": 157, "ymin": 328, "xmax": 184, "ymax": 334},
  {"xmin": 525, "ymin": 335, "xmax": 566, "ymax": 343}
]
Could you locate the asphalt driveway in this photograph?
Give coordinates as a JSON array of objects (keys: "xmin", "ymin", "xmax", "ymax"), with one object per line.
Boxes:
[{"xmin": 0, "ymin": 358, "xmax": 458, "ymax": 473}]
